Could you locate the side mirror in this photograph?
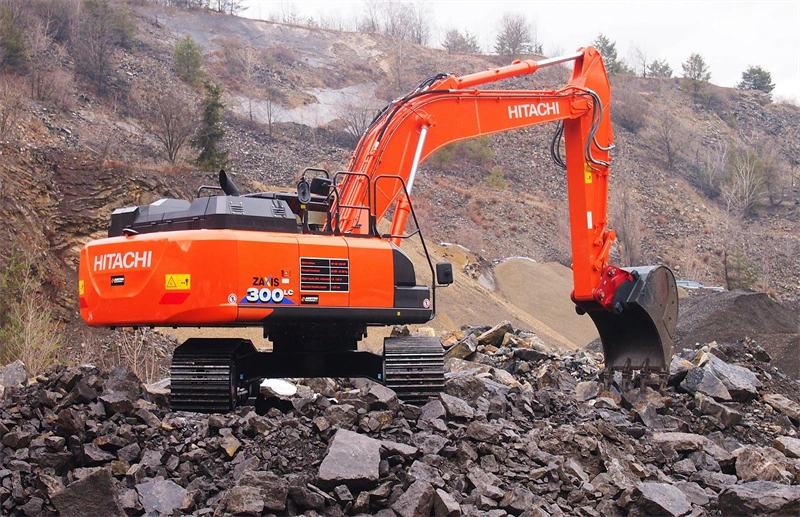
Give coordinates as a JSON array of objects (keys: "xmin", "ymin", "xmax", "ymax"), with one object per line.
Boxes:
[
  {"xmin": 436, "ymin": 262, "xmax": 453, "ymax": 286},
  {"xmin": 297, "ymin": 179, "xmax": 311, "ymax": 204},
  {"xmin": 310, "ymin": 176, "xmax": 332, "ymax": 196}
]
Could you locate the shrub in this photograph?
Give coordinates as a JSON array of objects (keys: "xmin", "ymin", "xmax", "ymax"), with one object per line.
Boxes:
[
  {"xmin": 612, "ymin": 89, "xmax": 648, "ymax": 134},
  {"xmin": 486, "ymin": 165, "xmax": 507, "ymax": 189},
  {"xmin": 0, "ymin": 246, "xmax": 63, "ymax": 376}
]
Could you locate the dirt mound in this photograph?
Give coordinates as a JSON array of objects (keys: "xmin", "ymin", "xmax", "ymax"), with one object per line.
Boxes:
[
  {"xmin": 677, "ymin": 290, "xmax": 800, "ymax": 379},
  {"xmin": 493, "ymin": 259, "xmax": 600, "ymax": 348}
]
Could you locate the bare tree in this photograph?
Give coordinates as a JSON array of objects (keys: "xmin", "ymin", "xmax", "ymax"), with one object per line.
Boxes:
[
  {"xmin": 629, "ymin": 45, "xmax": 649, "ymax": 78},
  {"xmin": 408, "ymin": 1, "xmax": 431, "ymax": 45},
  {"xmin": 338, "ymin": 96, "xmax": 382, "ymax": 144},
  {"xmin": 653, "ymin": 109, "xmax": 683, "ymax": 171},
  {"xmin": 611, "ymin": 185, "xmax": 643, "ymax": 266},
  {"xmin": 73, "ymin": 2, "xmax": 116, "ymax": 93},
  {"xmin": 698, "ymin": 139, "xmax": 728, "ymax": 197},
  {"xmin": 139, "ymin": 82, "xmax": 198, "ymax": 165},
  {"xmin": 722, "ymin": 148, "xmax": 764, "ymax": 217},
  {"xmin": 494, "ymin": 12, "xmax": 539, "ymax": 57}
]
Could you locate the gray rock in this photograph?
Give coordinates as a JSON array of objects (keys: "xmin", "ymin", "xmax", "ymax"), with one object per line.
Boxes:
[
  {"xmin": 412, "ymin": 432, "xmax": 449, "ymax": 456},
  {"xmin": 689, "ymin": 470, "xmax": 738, "ymax": 492},
  {"xmin": 381, "ymin": 439, "xmax": 419, "ymax": 460},
  {"xmin": 635, "ymin": 482, "xmax": 692, "ymax": 517},
  {"xmin": 668, "ymin": 356, "xmax": 693, "ymax": 385},
  {"xmin": 20, "ymin": 496, "xmax": 43, "ymax": 516},
  {"xmin": 439, "ymin": 392, "xmax": 474, "ymax": 419},
  {"xmin": 237, "ymin": 471, "xmax": 288, "ymax": 511},
  {"xmin": 445, "ymin": 334, "xmax": 478, "ymax": 360},
  {"xmin": 82, "ymin": 443, "xmax": 115, "ymax": 465},
  {"xmin": 444, "ymin": 373, "xmax": 486, "ymax": 402},
  {"xmin": 288, "ymin": 486, "xmax": 326, "ymax": 511},
  {"xmin": 719, "ymin": 481, "xmax": 800, "ymax": 516},
  {"xmin": 774, "ymin": 436, "xmax": 800, "ymax": 458},
  {"xmin": 0, "ymin": 360, "xmax": 28, "ymax": 388},
  {"xmin": 735, "ymin": 446, "xmax": 792, "ymax": 483},
  {"xmin": 227, "ymin": 485, "xmax": 265, "ymax": 515},
  {"xmin": 366, "ymin": 382, "xmax": 399, "ymax": 411},
  {"xmin": 324, "ymin": 403, "xmax": 358, "ymax": 427},
  {"xmin": 392, "ymin": 479, "xmax": 435, "ymax": 517},
  {"xmin": 680, "ymin": 367, "xmax": 731, "ymax": 401},
  {"xmin": 513, "ymin": 348, "xmax": 552, "ymax": 362},
  {"xmin": 466, "ymin": 421, "xmax": 499, "ymax": 442},
  {"xmin": 651, "ymin": 432, "xmax": 707, "ymax": 452},
  {"xmin": 467, "ymin": 468, "xmax": 505, "ymax": 500},
  {"xmin": 318, "ymin": 428, "xmax": 381, "ymax": 490},
  {"xmin": 500, "ymin": 486, "xmax": 537, "ymax": 515},
  {"xmin": 408, "ymin": 460, "xmax": 445, "ymax": 488},
  {"xmin": 763, "ymin": 393, "xmax": 800, "ymax": 425},
  {"xmin": 674, "ymin": 481, "xmax": 709, "ymax": 506},
  {"xmin": 574, "ymin": 381, "xmax": 601, "ymax": 401},
  {"xmin": 334, "ymin": 484, "xmax": 353, "ymax": 502},
  {"xmin": 51, "ymin": 469, "xmax": 125, "ymax": 517},
  {"xmin": 694, "ymin": 393, "xmax": 743, "ymax": 428},
  {"xmin": 99, "ymin": 391, "xmax": 135, "ymax": 414},
  {"xmin": 419, "ymin": 399, "xmax": 446, "ymax": 421},
  {"xmin": 105, "ymin": 366, "xmax": 145, "ymax": 400},
  {"xmin": 136, "ymin": 479, "xmax": 187, "ymax": 517},
  {"xmin": 702, "ymin": 353, "xmax": 762, "ymax": 401},
  {"xmin": 434, "ymin": 488, "xmax": 461, "ymax": 517},
  {"xmin": 477, "ymin": 321, "xmax": 513, "ymax": 347}
]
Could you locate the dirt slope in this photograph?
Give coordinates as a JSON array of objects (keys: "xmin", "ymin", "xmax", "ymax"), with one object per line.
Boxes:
[
  {"xmin": 493, "ymin": 259, "xmax": 600, "ymax": 348},
  {"xmin": 677, "ymin": 290, "xmax": 800, "ymax": 379}
]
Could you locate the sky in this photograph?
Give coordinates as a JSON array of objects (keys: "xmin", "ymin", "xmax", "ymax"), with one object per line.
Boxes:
[{"xmin": 240, "ymin": 0, "xmax": 800, "ymax": 102}]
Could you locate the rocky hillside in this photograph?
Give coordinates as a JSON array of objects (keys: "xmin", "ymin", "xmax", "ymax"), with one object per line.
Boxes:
[{"xmin": 1, "ymin": 324, "xmax": 799, "ymax": 516}]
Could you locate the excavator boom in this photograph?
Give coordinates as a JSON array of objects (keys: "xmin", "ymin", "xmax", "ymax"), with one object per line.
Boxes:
[{"xmin": 336, "ymin": 46, "xmax": 677, "ymax": 374}]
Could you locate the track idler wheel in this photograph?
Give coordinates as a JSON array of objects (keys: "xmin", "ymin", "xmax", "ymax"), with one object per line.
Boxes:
[{"xmin": 588, "ymin": 265, "xmax": 678, "ymax": 374}]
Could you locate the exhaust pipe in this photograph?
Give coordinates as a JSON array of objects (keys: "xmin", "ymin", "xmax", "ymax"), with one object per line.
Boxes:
[
  {"xmin": 588, "ymin": 266, "xmax": 678, "ymax": 373},
  {"xmin": 219, "ymin": 170, "xmax": 241, "ymax": 196}
]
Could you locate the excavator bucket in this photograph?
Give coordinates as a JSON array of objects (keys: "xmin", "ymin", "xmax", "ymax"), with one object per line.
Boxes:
[{"xmin": 588, "ymin": 266, "xmax": 678, "ymax": 373}]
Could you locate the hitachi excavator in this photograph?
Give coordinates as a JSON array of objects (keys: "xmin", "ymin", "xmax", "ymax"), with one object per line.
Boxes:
[{"xmin": 78, "ymin": 47, "xmax": 678, "ymax": 412}]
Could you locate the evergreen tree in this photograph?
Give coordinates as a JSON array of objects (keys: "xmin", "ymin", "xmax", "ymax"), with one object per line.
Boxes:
[
  {"xmin": 442, "ymin": 28, "xmax": 480, "ymax": 54},
  {"xmin": 193, "ymin": 81, "xmax": 228, "ymax": 171},
  {"xmin": 737, "ymin": 65, "xmax": 775, "ymax": 100},
  {"xmin": 681, "ymin": 52, "xmax": 711, "ymax": 101},
  {"xmin": 592, "ymin": 33, "xmax": 625, "ymax": 74},
  {"xmin": 0, "ymin": 6, "xmax": 26, "ymax": 70},
  {"xmin": 647, "ymin": 59, "xmax": 673, "ymax": 78},
  {"xmin": 174, "ymin": 35, "xmax": 204, "ymax": 86}
]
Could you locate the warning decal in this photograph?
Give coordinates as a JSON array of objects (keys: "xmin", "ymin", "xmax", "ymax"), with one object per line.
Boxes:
[{"xmin": 165, "ymin": 274, "xmax": 191, "ymax": 291}]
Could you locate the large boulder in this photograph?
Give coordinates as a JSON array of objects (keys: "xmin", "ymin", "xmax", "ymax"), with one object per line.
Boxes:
[
  {"xmin": 317, "ymin": 428, "xmax": 381, "ymax": 490},
  {"xmin": 718, "ymin": 481, "xmax": 800, "ymax": 516},
  {"xmin": 51, "ymin": 469, "xmax": 125, "ymax": 517}
]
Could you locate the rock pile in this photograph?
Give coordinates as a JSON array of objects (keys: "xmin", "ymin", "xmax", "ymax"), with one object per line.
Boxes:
[{"xmin": 1, "ymin": 322, "xmax": 799, "ymax": 516}]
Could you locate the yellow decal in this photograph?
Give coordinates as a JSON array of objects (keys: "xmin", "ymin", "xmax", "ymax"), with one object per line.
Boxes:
[
  {"xmin": 79, "ymin": 280, "xmax": 85, "ymax": 295},
  {"xmin": 165, "ymin": 274, "xmax": 191, "ymax": 291},
  {"xmin": 584, "ymin": 163, "xmax": 593, "ymax": 184}
]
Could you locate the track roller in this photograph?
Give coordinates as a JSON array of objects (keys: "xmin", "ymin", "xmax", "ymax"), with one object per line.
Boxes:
[{"xmin": 384, "ymin": 336, "xmax": 445, "ymax": 404}]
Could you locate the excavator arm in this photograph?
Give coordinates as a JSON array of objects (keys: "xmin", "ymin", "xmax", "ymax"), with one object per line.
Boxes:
[{"xmin": 335, "ymin": 47, "xmax": 678, "ymax": 375}]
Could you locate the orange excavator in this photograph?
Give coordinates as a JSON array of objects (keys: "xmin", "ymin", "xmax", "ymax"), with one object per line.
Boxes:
[{"xmin": 79, "ymin": 47, "xmax": 678, "ymax": 412}]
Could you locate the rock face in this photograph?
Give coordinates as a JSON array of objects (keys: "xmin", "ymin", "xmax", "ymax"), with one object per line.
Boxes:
[{"xmin": 0, "ymin": 330, "xmax": 798, "ymax": 516}]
